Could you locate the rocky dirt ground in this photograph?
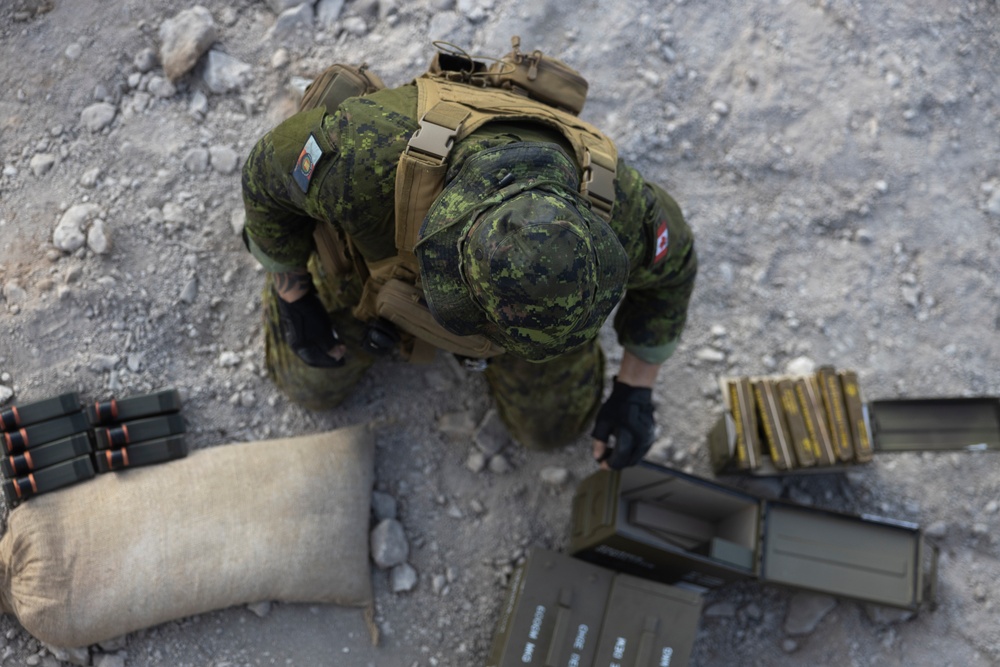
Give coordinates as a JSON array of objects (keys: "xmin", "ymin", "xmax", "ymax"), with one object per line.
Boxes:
[{"xmin": 1, "ymin": 0, "xmax": 999, "ymax": 666}]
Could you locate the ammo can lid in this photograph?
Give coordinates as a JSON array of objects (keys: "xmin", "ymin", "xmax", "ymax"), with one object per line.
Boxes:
[
  {"xmin": 868, "ymin": 397, "xmax": 1000, "ymax": 452},
  {"xmin": 488, "ymin": 548, "xmax": 615, "ymax": 667},
  {"xmin": 759, "ymin": 501, "xmax": 933, "ymax": 609}
]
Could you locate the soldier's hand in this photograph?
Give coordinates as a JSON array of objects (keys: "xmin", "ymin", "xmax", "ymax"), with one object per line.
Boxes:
[
  {"xmin": 276, "ymin": 287, "xmax": 346, "ymax": 368},
  {"xmin": 591, "ymin": 378, "xmax": 655, "ymax": 470}
]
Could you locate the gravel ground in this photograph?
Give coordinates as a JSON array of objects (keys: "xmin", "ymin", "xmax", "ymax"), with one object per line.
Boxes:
[{"xmin": 1, "ymin": 0, "xmax": 999, "ymax": 665}]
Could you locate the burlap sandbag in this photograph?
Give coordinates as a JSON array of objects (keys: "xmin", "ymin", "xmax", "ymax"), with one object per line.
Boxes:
[{"xmin": 0, "ymin": 425, "xmax": 374, "ymax": 648}]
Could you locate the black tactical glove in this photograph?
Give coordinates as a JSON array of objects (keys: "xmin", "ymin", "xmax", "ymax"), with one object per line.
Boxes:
[
  {"xmin": 276, "ymin": 287, "xmax": 345, "ymax": 368},
  {"xmin": 591, "ymin": 377, "xmax": 655, "ymax": 470}
]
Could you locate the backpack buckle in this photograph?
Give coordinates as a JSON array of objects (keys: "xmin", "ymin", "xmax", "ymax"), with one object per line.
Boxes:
[{"xmin": 406, "ymin": 117, "xmax": 459, "ymax": 163}]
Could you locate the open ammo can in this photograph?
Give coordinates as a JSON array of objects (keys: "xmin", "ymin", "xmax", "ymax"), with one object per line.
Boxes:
[
  {"xmin": 569, "ymin": 463, "xmax": 938, "ymax": 611},
  {"xmin": 709, "ymin": 395, "xmax": 1000, "ymax": 476},
  {"xmin": 487, "ymin": 547, "xmax": 703, "ymax": 667}
]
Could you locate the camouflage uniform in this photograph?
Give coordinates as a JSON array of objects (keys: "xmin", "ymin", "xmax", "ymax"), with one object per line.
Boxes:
[{"xmin": 243, "ymin": 84, "xmax": 697, "ymax": 449}]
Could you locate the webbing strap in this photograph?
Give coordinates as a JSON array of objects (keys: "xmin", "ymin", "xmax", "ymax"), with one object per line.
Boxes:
[{"xmin": 395, "ymin": 102, "xmax": 470, "ymax": 260}]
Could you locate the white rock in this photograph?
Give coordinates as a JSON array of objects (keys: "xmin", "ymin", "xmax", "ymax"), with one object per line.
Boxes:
[
  {"xmin": 80, "ymin": 102, "xmax": 117, "ymax": 132},
  {"xmin": 159, "ymin": 6, "xmax": 218, "ymax": 82},
  {"xmin": 341, "ymin": 15, "xmax": 368, "ymax": 36},
  {"xmin": 466, "ymin": 451, "xmax": 486, "ymax": 473},
  {"xmin": 266, "ymin": 0, "xmax": 312, "ymax": 12},
  {"xmin": 53, "ymin": 203, "xmax": 100, "ymax": 252},
  {"xmin": 180, "ymin": 276, "xmax": 198, "ymax": 304},
  {"xmin": 87, "ymin": 219, "xmax": 110, "ymax": 254},
  {"xmin": 209, "ymin": 145, "xmax": 240, "ymax": 174},
  {"xmin": 29, "ymin": 153, "xmax": 56, "ymax": 176},
  {"xmin": 271, "ymin": 48, "xmax": 290, "ymax": 69},
  {"xmin": 148, "ymin": 75, "xmax": 177, "ymax": 98},
  {"xmin": 202, "ymin": 50, "xmax": 253, "ymax": 94},
  {"xmin": 987, "ymin": 190, "xmax": 1000, "ymax": 217},
  {"xmin": 218, "ymin": 351, "xmax": 240, "ymax": 367},
  {"xmin": 390, "ymin": 563, "xmax": 418, "ymax": 593},
  {"xmin": 695, "ymin": 347, "xmax": 726, "ymax": 362},
  {"xmin": 539, "ymin": 466, "xmax": 570, "ymax": 487},
  {"xmin": 316, "ymin": 0, "xmax": 345, "ymax": 27},
  {"xmin": 3, "ymin": 282, "xmax": 26, "ymax": 303},
  {"xmin": 183, "ymin": 148, "xmax": 210, "ymax": 173},
  {"xmin": 0, "ymin": 385, "xmax": 13, "ymax": 404},
  {"xmin": 785, "ymin": 356, "xmax": 816, "ymax": 376},
  {"xmin": 80, "ymin": 167, "xmax": 101, "ymax": 188},
  {"xmin": 269, "ymin": 3, "xmax": 315, "ymax": 44},
  {"xmin": 230, "ymin": 209, "xmax": 246, "ymax": 236},
  {"xmin": 65, "ymin": 43, "xmax": 83, "ymax": 60},
  {"xmin": 488, "ymin": 454, "xmax": 511, "ymax": 474},
  {"xmin": 247, "ymin": 601, "xmax": 272, "ymax": 617}
]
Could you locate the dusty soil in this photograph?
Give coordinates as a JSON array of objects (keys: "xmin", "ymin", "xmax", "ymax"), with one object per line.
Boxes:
[{"xmin": 1, "ymin": 0, "xmax": 999, "ymax": 666}]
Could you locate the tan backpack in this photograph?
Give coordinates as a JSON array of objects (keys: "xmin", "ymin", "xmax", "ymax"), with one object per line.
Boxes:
[{"xmin": 300, "ymin": 40, "xmax": 618, "ymax": 363}]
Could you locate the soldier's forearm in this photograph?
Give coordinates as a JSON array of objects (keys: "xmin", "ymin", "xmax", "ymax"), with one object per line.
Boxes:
[
  {"xmin": 272, "ymin": 269, "xmax": 312, "ymax": 303},
  {"xmin": 616, "ymin": 349, "xmax": 662, "ymax": 389}
]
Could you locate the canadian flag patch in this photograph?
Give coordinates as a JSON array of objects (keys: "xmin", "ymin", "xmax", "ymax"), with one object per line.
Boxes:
[{"xmin": 653, "ymin": 220, "xmax": 669, "ymax": 264}]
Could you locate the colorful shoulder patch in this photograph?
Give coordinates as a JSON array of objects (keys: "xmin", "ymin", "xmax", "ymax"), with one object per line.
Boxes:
[
  {"xmin": 292, "ymin": 134, "xmax": 323, "ymax": 193},
  {"xmin": 653, "ymin": 219, "xmax": 670, "ymax": 265}
]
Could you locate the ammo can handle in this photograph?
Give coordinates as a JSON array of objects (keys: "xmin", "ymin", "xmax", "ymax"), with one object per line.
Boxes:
[
  {"xmin": 634, "ymin": 615, "xmax": 660, "ymax": 666},
  {"xmin": 543, "ymin": 591, "xmax": 574, "ymax": 667}
]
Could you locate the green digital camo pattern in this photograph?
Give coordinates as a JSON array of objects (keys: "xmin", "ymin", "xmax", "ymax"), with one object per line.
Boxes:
[
  {"xmin": 242, "ymin": 83, "xmax": 697, "ymax": 364},
  {"xmin": 262, "ymin": 247, "xmax": 604, "ymax": 447},
  {"xmin": 415, "ymin": 143, "xmax": 629, "ymax": 362}
]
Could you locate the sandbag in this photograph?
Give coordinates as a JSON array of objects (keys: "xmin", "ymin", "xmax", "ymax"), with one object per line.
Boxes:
[{"xmin": 0, "ymin": 425, "xmax": 375, "ymax": 648}]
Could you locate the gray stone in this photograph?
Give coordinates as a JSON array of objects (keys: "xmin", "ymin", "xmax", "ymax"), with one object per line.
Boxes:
[
  {"xmin": 987, "ymin": 190, "xmax": 1000, "ymax": 217},
  {"xmin": 269, "ymin": 3, "xmax": 314, "ymax": 44},
  {"xmin": 0, "ymin": 386, "xmax": 13, "ymax": 404},
  {"xmin": 466, "ymin": 451, "xmax": 486, "ymax": 473},
  {"xmin": 3, "ymin": 281, "xmax": 26, "ymax": 303},
  {"xmin": 247, "ymin": 601, "xmax": 272, "ymax": 617},
  {"xmin": 45, "ymin": 644, "xmax": 90, "ymax": 666},
  {"xmin": 704, "ymin": 601, "xmax": 736, "ymax": 618},
  {"xmin": 159, "ymin": 6, "xmax": 217, "ymax": 82},
  {"xmin": 316, "ymin": 0, "xmax": 345, "ymax": 27},
  {"xmin": 183, "ymin": 148, "xmax": 210, "ymax": 173},
  {"xmin": 189, "ymin": 90, "xmax": 209, "ymax": 116},
  {"xmin": 390, "ymin": 563, "xmax": 418, "ymax": 593},
  {"xmin": 80, "ymin": 167, "xmax": 101, "ymax": 188},
  {"xmin": 134, "ymin": 47, "xmax": 158, "ymax": 73},
  {"xmin": 438, "ymin": 411, "xmax": 476, "ymax": 439},
  {"xmin": 29, "ymin": 153, "xmax": 56, "ymax": 176},
  {"xmin": 93, "ymin": 654, "xmax": 125, "ymax": 667},
  {"xmin": 371, "ymin": 491, "xmax": 397, "ymax": 521},
  {"xmin": 864, "ymin": 604, "xmax": 915, "ymax": 625},
  {"xmin": 266, "ymin": 0, "xmax": 312, "ymax": 13},
  {"xmin": 474, "ymin": 409, "xmax": 509, "ymax": 456},
  {"xmin": 488, "ymin": 454, "xmax": 511, "ymax": 474},
  {"xmin": 783, "ymin": 592, "xmax": 837, "ymax": 636},
  {"xmin": 147, "ymin": 76, "xmax": 177, "ymax": 98},
  {"xmin": 53, "ymin": 204, "xmax": 100, "ymax": 252},
  {"xmin": 925, "ymin": 520, "xmax": 948, "ymax": 539},
  {"xmin": 341, "ymin": 16, "xmax": 368, "ymax": 37},
  {"xmin": 781, "ymin": 638, "xmax": 798, "ymax": 653},
  {"xmin": 209, "ymin": 145, "xmax": 239, "ymax": 174},
  {"xmin": 370, "ymin": 519, "xmax": 408, "ymax": 569},
  {"xmin": 80, "ymin": 102, "xmax": 117, "ymax": 132},
  {"xmin": 97, "ymin": 636, "xmax": 126, "ymax": 652},
  {"xmin": 90, "ymin": 355, "xmax": 119, "ymax": 372},
  {"xmin": 87, "ymin": 219, "xmax": 110, "ymax": 254},
  {"xmin": 179, "ymin": 276, "xmax": 198, "ymax": 304},
  {"xmin": 539, "ymin": 466, "xmax": 570, "ymax": 487},
  {"xmin": 202, "ymin": 50, "xmax": 253, "ymax": 94}
]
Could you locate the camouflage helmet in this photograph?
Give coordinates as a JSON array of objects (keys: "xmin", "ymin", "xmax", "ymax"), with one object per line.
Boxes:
[{"xmin": 415, "ymin": 142, "xmax": 629, "ymax": 362}]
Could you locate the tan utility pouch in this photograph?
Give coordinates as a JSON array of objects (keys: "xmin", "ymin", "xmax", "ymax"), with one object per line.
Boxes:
[
  {"xmin": 375, "ymin": 279, "xmax": 504, "ymax": 359},
  {"xmin": 299, "ymin": 63, "xmax": 386, "ymax": 115},
  {"xmin": 488, "ymin": 36, "xmax": 589, "ymax": 116}
]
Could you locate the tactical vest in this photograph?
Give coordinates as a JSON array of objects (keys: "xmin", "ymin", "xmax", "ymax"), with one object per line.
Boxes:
[{"xmin": 302, "ymin": 42, "xmax": 619, "ymax": 362}]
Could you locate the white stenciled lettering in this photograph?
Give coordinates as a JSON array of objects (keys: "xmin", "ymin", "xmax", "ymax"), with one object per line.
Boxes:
[
  {"xmin": 568, "ymin": 653, "xmax": 580, "ymax": 667},
  {"xmin": 660, "ymin": 647, "xmax": 674, "ymax": 666},
  {"xmin": 522, "ymin": 642, "xmax": 535, "ymax": 663},
  {"xmin": 573, "ymin": 624, "xmax": 589, "ymax": 650},
  {"xmin": 529, "ymin": 605, "xmax": 546, "ymax": 641},
  {"xmin": 613, "ymin": 637, "xmax": 627, "ymax": 660}
]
